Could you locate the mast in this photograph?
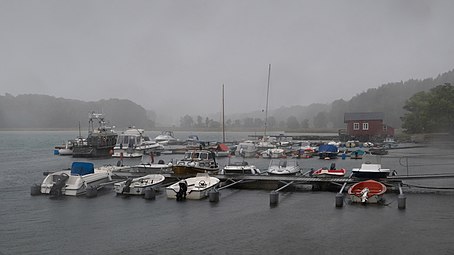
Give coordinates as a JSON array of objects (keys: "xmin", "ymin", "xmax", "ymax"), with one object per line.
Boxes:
[
  {"xmin": 264, "ymin": 64, "xmax": 271, "ymax": 138},
  {"xmin": 222, "ymin": 84, "xmax": 225, "ymax": 143}
]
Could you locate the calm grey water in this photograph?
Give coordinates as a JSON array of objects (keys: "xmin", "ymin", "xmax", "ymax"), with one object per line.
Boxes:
[{"xmin": 1, "ymin": 131, "xmax": 454, "ymax": 255}]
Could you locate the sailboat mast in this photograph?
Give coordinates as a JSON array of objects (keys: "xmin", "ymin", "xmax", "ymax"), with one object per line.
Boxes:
[
  {"xmin": 264, "ymin": 64, "xmax": 271, "ymax": 138},
  {"xmin": 222, "ymin": 84, "xmax": 225, "ymax": 143}
]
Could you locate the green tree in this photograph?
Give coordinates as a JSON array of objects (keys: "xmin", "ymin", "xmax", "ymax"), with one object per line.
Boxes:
[{"xmin": 402, "ymin": 83, "xmax": 454, "ymax": 134}]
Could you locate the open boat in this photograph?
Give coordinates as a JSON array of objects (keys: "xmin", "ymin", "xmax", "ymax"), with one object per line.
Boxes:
[
  {"xmin": 114, "ymin": 174, "xmax": 165, "ymax": 195},
  {"xmin": 348, "ymin": 179, "xmax": 387, "ymax": 203},
  {"xmin": 40, "ymin": 162, "xmax": 111, "ymax": 196},
  {"xmin": 166, "ymin": 173, "xmax": 220, "ymax": 200},
  {"xmin": 267, "ymin": 159, "xmax": 300, "ymax": 175},
  {"xmin": 312, "ymin": 163, "xmax": 346, "ymax": 177}
]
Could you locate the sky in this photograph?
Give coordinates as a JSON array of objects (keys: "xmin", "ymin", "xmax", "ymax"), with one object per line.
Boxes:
[{"xmin": 1, "ymin": 0, "xmax": 454, "ymax": 123}]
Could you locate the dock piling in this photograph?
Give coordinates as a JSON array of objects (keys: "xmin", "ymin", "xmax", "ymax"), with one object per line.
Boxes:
[
  {"xmin": 144, "ymin": 188, "xmax": 156, "ymax": 200},
  {"xmin": 209, "ymin": 190, "xmax": 220, "ymax": 202},
  {"xmin": 30, "ymin": 184, "xmax": 41, "ymax": 196},
  {"xmin": 269, "ymin": 191, "xmax": 279, "ymax": 205},
  {"xmin": 86, "ymin": 186, "xmax": 98, "ymax": 198},
  {"xmin": 335, "ymin": 193, "xmax": 344, "ymax": 207},
  {"xmin": 397, "ymin": 184, "xmax": 406, "ymax": 209}
]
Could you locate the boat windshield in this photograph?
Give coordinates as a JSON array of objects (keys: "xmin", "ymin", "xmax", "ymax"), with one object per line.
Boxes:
[{"xmin": 362, "ymin": 155, "xmax": 381, "ymax": 164}]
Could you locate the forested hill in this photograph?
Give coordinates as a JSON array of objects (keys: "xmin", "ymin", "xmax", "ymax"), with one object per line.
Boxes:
[
  {"xmin": 0, "ymin": 94, "xmax": 155, "ymax": 129},
  {"xmin": 267, "ymin": 69, "xmax": 454, "ymax": 129}
]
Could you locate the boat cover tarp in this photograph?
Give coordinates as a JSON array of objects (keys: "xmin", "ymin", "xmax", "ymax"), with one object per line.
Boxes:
[
  {"xmin": 318, "ymin": 144, "xmax": 338, "ymax": 152},
  {"xmin": 71, "ymin": 162, "xmax": 94, "ymax": 175},
  {"xmin": 217, "ymin": 143, "xmax": 229, "ymax": 152}
]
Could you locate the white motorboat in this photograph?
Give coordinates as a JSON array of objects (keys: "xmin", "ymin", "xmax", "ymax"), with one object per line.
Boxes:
[
  {"xmin": 113, "ymin": 128, "xmax": 164, "ymax": 158},
  {"xmin": 221, "ymin": 160, "xmax": 261, "ymax": 175},
  {"xmin": 154, "ymin": 131, "xmax": 182, "ymax": 143},
  {"xmin": 114, "ymin": 174, "xmax": 165, "ymax": 195},
  {"xmin": 56, "ymin": 140, "xmax": 74, "ymax": 156},
  {"xmin": 166, "ymin": 173, "xmax": 220, "ymax": 200},
  {"xmin": 261, "ymin": 148, "xmax": 285, "ymax": 159},
  {"xmin": 172, "ymin": 150, "xmax": 219, "ymax": 175},
  {"xmin": 235, "ymin": 141, "xmax": 258, "ymax": 158},
  {"xmin": 40, "ymin": 162, "xmax": 111, "ymax": 196},
  {"xmin": 351, "ymin": 155, "xmax": 391, "ymax": 179},
  {"xmin": 267, "ymin": 159, "xmax": 301, "ymax": 175},
  {"xmin": 129, "ymin": 154, "xmax": 173, "ymax": 174}
]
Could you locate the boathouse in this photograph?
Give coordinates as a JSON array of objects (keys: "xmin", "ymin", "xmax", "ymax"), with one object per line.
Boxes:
[{"xmin": 343, "ymin": 112, "xmax": 394, "ymax": 142}]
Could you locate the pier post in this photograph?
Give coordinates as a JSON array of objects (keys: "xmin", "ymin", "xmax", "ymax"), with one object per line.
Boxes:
[
  {"xmin": 209, "ymin": 190, "xmax": 220, "ymax": 203},
  {"xmin": 144, "ymin": 188, "xmax": 156, "ymax": 200},
  {"xmin": 269, "ymin": 191, "xmax": 279, "ymax": 205},
  {"xmin": 398, "ymin": 194, "xmax": 406, "ymax": 209},
  {"xmin": 335, "ymin": 193, "xmax": 344, "ymax": 208},
  {"xmin": 86, "ymin": 186, "xmax": 98, "ymax": 198},
  {"xmin": 30, "ymin": 184, "xmax": 41, "ymax": 196}
]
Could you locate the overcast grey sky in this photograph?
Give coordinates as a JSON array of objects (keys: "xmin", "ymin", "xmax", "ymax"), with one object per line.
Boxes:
[{"xmin": 1, "ymin": 0, "xmax": 454, "ymax": 120}]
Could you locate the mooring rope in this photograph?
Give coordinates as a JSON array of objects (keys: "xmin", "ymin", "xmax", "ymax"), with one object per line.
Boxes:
[{"xmin": 403, "ymin": 183, "xmax": 454, "ymax": 190}]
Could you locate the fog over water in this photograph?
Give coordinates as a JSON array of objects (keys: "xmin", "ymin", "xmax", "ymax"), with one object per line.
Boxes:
[{"xmin": 1, "ymin": 0, "xmax": 454, "ymax": 121}]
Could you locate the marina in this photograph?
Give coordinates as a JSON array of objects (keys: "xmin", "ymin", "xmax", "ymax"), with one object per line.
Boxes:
[{"xmin": 2, "ymin": 131, "xmax": 454, "ymax": 254}]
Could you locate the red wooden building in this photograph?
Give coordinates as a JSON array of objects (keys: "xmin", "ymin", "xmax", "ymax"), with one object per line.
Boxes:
[{"xmin": 343, "ymin": 112, "xmax": 394, "ymax": 142}]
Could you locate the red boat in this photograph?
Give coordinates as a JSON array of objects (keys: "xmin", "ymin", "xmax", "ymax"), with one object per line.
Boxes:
[
  {"xmin": 312, "ymin": 163, "xmax": 346, "ymax": 177},
  {"xmin": 348, "ymin": 179, "xmax": 387, "ymax": 203},
  {"xmin": 312, "ymin": 168, "xmax": 346, "ymax": 177}
]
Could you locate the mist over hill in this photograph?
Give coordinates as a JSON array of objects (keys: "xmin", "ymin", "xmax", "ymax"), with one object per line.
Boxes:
[
  {"xmin": 1, "ymin": 69, "xmax": 453, "ymax": 130},
  {"xmin": 0, "ymin": 94, "xmax": 155, "ymax": 130},
  {"xmin": 222, "ymin": 69, "xmax": 454, "ymax": 130}
]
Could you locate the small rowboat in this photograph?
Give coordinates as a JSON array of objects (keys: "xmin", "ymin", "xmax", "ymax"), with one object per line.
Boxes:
[
  {"xmin": 348, "ymin": 179, "xmax": 387, "ymax": 203},
  {"xmin": 312, "ymin": 168, "xmax": 346, "ymax": 177}
]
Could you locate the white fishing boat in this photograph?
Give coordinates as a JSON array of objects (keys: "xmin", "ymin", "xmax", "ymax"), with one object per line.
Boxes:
[
  {"xmin": 267, "ymin": 159, "xmax": 301, "ymax": 175},
  {"xmin": 221, "ymin": 160, "xmax": 261, "ymax": 175},
  {"xmin": 166, "ymin": 173, "xmax": 220, "ymax": 200},
  {"xmin": 40, "ymin": 162, "xmax": 111, "ymax": 196},
  {"xmin": 113, "ymin": 128, "xmax": 163, "ymax": 158},
  {"xmin": 114, "ymin": 174, "xmax": 165, "ymax": 195}
]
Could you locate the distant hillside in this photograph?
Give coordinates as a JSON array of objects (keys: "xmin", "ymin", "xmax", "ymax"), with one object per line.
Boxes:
[
  {"xmin": 233, "ymin": 69, "xmax": 454, "ymax": 130},
  {"xmin": 0, "ymin": 94, "xmax": 155, "ymax": 129}
]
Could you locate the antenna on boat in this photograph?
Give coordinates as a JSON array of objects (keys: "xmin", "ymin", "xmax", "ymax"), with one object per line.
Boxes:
[
  {"xmin": 222, "ymin": 83, "xmax": 225, "ymax": 143},
  {"xmin": 78, "ymin": 121, "xmax": 81, "ymax": 138},
  {"xmin": 264, "ymin": 64, "xmax": 271, "ymax": 139}
]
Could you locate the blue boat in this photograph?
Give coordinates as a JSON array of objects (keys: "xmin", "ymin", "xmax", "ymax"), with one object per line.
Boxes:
[{"xmin": 318, "ymin": 144, "xmax": 339, "ymax": 159}]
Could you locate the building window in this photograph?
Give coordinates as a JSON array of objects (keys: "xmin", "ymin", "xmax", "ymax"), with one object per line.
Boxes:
[
  {"xmin": 383, "ymin": 125, "xmax": 387, "ymax": 131},
  {"xmin": 363, "ymin": 123, "xmax": 369, "ymax": 130},
  {"xmin": 353, "ymin": 123, "xmax": 360, "ymax": 130}
]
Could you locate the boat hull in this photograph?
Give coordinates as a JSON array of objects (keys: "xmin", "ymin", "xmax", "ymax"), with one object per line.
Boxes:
[
  {"xmin": 166, "ymin": 174, "xmax": 220, "ymax": 200},
  {"xmin": 114, "ymin": 174, "xmax": 165, "ymax": 195},
  {"xmin": 348, "ymin": 180, "xmax": 387, "ymax": 204},
  {"xmin": 41, "ymin": 170, "xmax": 111, "ymax": 196},
  {"xmin": 172, "ymin": 165, "xmax": 219, "ymax": 175}
]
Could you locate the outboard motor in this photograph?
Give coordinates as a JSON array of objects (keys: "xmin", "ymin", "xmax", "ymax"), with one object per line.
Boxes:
[
  {"xmin": 49, "ymin": 173, "xmax": 69, "ymax": 197},
  {"xmin": 176, "ymin": 180, "xmax": 188, "ymax": 201},
  {"xmin": 122, "ymin": 178, "xmax": 133, "ymax": 194}
]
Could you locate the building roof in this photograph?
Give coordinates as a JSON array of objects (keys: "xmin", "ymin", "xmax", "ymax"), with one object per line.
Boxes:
[{"xmin": 344, "ymin": 112, "xmax": 384, "ymax": 122}]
